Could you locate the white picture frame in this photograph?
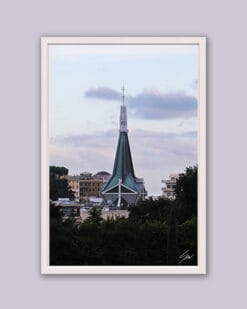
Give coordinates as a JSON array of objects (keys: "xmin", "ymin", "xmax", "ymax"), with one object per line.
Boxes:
[{"xmin": 41, "ymin": 36, "xmax": 206, "ymax": 275}]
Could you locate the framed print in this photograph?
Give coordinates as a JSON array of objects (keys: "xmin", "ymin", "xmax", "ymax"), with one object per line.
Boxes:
[{"xmin": 41, "ymin": 36, "xmax": 206, "ymax": 274}]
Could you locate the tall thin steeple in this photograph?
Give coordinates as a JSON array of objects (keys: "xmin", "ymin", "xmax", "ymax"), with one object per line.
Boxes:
[
  {"xmin": 101, "ymin": 86, "xmax": 147, "ymax": 207},
  {"xmin": 120, "ymin": 85, "xmax": 128, "ymax": 132},
  {"xmin": 122, "ymin": 85, "xmax": 125, "ymax": 104}
]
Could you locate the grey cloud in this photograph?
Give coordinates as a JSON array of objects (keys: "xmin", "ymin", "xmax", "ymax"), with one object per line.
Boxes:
[
  {"xmin": 50, "ymin": 131, "xmax": 117, "ymax": 148},
  {"xmin": 84, "ymin": 87, "xmax": 197, "ymax": 120},
  {"xmin": 85, "ymin": 87, "xmax": 121, "ymax": 101},
  {"xmin": 128, "ymin": 91, "xmax": 197, "ymax": 120},
  {"xmin": 130, "ymin": 129, "xmax": 197, "ymax": 162},
  {"xmin": 50, "ymin": 129, "xmax": 197, "ymax": 194},
  {"xmin": 50, "ymin": 129, "xmax": 197, "ymax": 170},
  {"xmin": 51, "ymin": 129, "xmax": 196, "ymax": 146}
]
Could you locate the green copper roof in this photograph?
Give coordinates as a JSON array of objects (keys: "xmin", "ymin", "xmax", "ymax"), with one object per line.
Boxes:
[
  {"xmin": 101, "ymin": 88, "xmax": 147, "ymax": 205},
  {"xmin": 102, "ymin": 132, "xmax": 138, "ymax": 192}
]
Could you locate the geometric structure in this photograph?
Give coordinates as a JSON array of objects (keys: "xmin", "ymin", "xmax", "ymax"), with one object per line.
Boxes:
[{"xmin": 101, "ymin": 87, "xmax": 147, "ymax": 207}]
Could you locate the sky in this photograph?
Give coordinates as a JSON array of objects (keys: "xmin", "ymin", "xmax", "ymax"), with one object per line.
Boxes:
[{"xmin": 49, "ymin": 44, "xmax": 198, "ymax": 196}]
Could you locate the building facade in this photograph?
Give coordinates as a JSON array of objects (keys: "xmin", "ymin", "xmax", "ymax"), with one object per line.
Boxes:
[
  {"xmin": 101, "ymin": 87, "xmax": 147, "ymax": 207},
  {"xmin": 68, "ymin": 171, "xmax": 110, "ymax": 202},
  {"xmin": 161, "ymin": 174, "xmax": 180, "ymax": 199}
]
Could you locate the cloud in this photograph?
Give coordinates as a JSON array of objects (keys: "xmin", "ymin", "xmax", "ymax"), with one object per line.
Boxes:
[
  {"xmin": 50, "ymin": 129, "xmax": 197, "ymax": 194},
  {"xmin": 129, "ymin": 90, "xmax": 197, "ymax": 119},
  {"xmin": 84, "ymin": 87, "xmax": 197, "ymax": 120},
  {"xmin": 85, "ymin": 87, "xmax": 121, "ymax": 101},
  {"xmin": 129, "ymin": 129, "xmax": 197, "ymax": 168}
]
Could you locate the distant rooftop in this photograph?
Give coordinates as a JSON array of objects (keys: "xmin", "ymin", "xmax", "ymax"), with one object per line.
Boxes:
[
  {"xmin": 80, "ymin": 172, "xmax": 92, "ymax": 176},
  {"xmin": 94, "ymin": 171, "xmax": 111, "ymax": 176}
]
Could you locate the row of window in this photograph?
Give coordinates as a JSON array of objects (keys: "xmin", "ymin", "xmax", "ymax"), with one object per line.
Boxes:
[
  {"xmin": 166, "ymin": 192, "xmax": 175, "ymax": 197},
  {"xmin": 80, "ymin": 188, "xmax": 99, "ymax": 193},
  {"xmin": 80, "ymin": 183, "xmax": 101, "ymax": 187},
  {"xmin": 166, "ymin": 185, "xmax": 176, "ymax": 189},
  {"xmin": 71, "ymin": 182, "xmax": 102, "ymax": 189}
]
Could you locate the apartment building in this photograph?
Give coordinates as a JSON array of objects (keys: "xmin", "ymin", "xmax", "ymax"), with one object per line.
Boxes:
[
  {"xmin": 68, "ymin": 171, "xmax": 111, "ymax": 202},
  {"xmin": 161, "ymin": 174, "xmax": 180, "ymax": 199}
]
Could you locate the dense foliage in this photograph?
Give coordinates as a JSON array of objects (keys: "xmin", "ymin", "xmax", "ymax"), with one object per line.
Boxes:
[
  {"xmin": 50, "ymin": 166, "xmax": 69, "ymax": 177},
  {"xmin": 175, "ymin": 165, "xmax": 197, "ymax": 221},
  {"xmin": 50, "ymin": 166, "xmax": 74, "ymax": 201},
  {"xmin": 128, "ymin": 197, "xmax": 172, "ymax": 223},
  {"xmin": 50, "ymin": 165, "xmax": 198, "ymax": 266}
]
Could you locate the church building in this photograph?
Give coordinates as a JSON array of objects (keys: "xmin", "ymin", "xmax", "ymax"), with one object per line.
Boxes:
[{"xmin": 101, "ymin": 87, "xmax": 147, "ymax": 207}]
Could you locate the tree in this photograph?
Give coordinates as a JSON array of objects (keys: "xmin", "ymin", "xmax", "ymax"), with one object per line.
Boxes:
[
  {"xmin": 50, "ymin": 166, "xmax": 68, "ymax": 177},
  {"xmin": 176, "ymin": 215, "xmax": 197, "ymax": 265},
  {"xmin": 50, "ymin": 202, "xmax": 62, "ymax": 223},
  {"xmin": 49, "ymin": 165, "xmax": 75, "ymax": 201},
  {"xmin": 174, "ymin": 165, "xmax": 197, "ymax": 221},
  {"xmin": 85, "ymin": 207, "xmax": 103, "ymax": 224},
  {"xmin": 128, "ymin": 197, "xmax": 172, "ymax": 223},
  {"xmin": 166, "ymin": 208, "xmax": 178, "ymax": 264}
]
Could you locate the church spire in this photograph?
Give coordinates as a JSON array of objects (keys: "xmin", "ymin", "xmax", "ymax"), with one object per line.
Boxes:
[
  {"xmin": 120, "ymin": 85, "xmax": 128, "ymax": 132},
  {"xmin": 101, "ymin": 85, "xmax": 147, "ymax": 207}
]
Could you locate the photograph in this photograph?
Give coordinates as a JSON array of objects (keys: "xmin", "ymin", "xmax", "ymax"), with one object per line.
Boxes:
[{"xmin": 41, "ymin": 37, "xmax": 206, "ymax": 274}]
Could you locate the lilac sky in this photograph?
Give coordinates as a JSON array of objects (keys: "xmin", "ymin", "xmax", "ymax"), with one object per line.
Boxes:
[{"xmin": 49, "ymin": 44, "xmax": 198, "ymax": 195}]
